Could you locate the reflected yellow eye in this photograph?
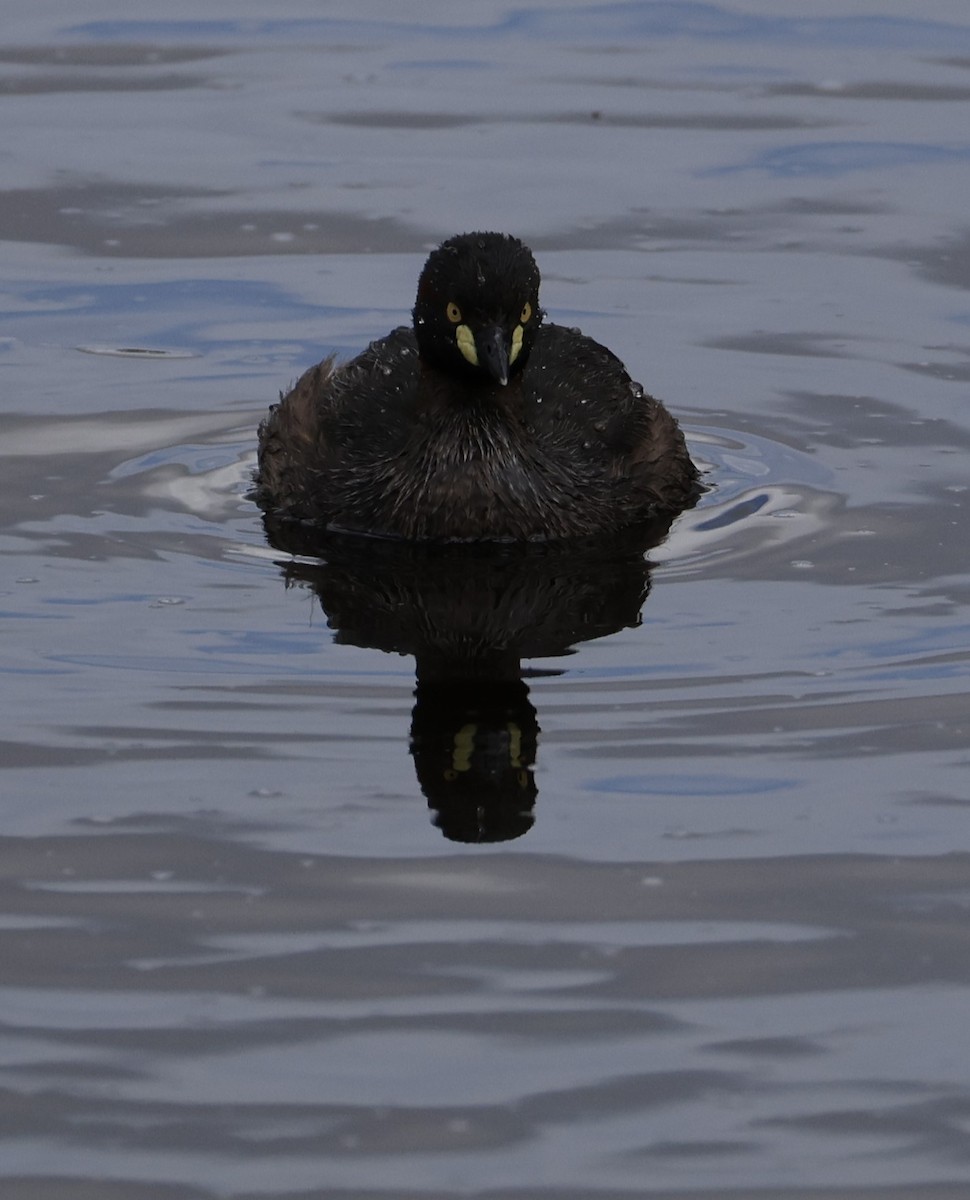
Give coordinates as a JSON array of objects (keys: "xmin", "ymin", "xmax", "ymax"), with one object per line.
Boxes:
[
  {"xmin": 520, "ymin": 301, "xmax": 532, "ymax": 323},
  {"xmin": 446, "ymin": 301, "xmax": 462, "ymax": 323}
]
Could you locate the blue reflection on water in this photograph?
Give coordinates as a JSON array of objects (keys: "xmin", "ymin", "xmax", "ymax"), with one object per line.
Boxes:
[
  {"xmin": 592, "ymin": 772, "xmax": 799, "ymax": 796},
  {"xmin": 4, "ymin": 280, "xmax": 317, "ymax": 322},
  {"xmin": 6, "ymin": 280, "xmax": 372, "ymax": 360},
  {"xmin": 826, "ymin": 623, "xmax": 970, "ymax": 676},
  {"xmin": 68, "ymin": 6, "xmax": 970, "ymax": 52},
  {"xmin": 47, "ymin": 652, "xmax": 407, "ymax": 677},
  {"xmin": 711, "ymin": 142, "xmax": 970, "ymax": 179}
]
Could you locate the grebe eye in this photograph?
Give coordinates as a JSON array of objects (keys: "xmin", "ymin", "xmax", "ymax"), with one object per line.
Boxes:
[
  {"xmin": 520, "ymin": 301, "xmax": 532, "ymax": 323},
  {"xmin": 446, "ymin": 302, "xmax": 462, "ymax": 323}
]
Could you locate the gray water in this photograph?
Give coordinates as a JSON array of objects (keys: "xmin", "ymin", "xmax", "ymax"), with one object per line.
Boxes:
[{"xmin": 3, "ymin": 2, "xmax": 970, "ymax": 1196}]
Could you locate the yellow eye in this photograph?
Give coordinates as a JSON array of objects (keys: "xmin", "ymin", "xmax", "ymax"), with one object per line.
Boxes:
[
  {"xmin": 446, "ymin": 301, "xmax": 462, "ymax": 324},
  {"xmin": 520, "ymin": 301, "xmax": 532, "ymax": 323}
]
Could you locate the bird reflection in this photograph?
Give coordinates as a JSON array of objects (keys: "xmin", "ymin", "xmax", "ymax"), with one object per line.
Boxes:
[{"xmin": 261, "ymin": 516, "xmax": 676, "ymax": 842}]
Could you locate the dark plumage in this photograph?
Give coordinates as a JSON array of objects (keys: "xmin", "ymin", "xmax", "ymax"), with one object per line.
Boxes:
[{"xmin": 254, "ymin": 232, "xmax": 699, "ymax": 542}]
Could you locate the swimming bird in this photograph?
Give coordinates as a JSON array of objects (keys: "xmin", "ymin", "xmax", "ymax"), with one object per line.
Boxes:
[{"xmin": 254, "ymin": 232, "xmax": 699, "ymax": 541}]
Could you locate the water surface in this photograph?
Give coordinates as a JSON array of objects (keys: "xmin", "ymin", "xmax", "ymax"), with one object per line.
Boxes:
[{"xmin": 3, "ymin": 2, "xmax": 970, "ymax": 1196}]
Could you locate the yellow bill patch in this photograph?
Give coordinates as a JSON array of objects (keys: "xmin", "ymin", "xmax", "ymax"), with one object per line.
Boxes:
[
  {"xmin": 509, "ymin": 324, "xmax": 524, "ymax": 364},
  {"xmin": 456, "ymin": 324, "xmax": 478, "ymax": 366}
]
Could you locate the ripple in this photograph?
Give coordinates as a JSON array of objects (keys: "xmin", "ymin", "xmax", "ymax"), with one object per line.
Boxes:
[{"xmin": 76, "ymin": 344, "xmax": 198, "ymax": 358}]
